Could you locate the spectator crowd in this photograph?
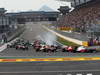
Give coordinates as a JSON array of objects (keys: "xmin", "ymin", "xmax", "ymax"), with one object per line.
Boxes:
[
  {"xmin": 57, "ymin": 1, "xmax": 100, "ymax": 46},
  {"xmin": 58, "ymin": 1, "xmax": 100, "ymax": 33}
]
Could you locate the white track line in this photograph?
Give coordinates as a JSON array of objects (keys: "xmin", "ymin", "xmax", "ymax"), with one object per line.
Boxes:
[{"xmin": 0, "ymin": 69, "xmax": 99, "ymax": 73}]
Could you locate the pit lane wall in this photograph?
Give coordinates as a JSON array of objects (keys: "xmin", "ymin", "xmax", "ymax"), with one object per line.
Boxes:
[
  {"xmin": 0, "ymin": 25, "xmax": 25, "ymax": 52},
  {"xmin": 43, "ymin": 26, "xmax": 88, "ymax": 46}
]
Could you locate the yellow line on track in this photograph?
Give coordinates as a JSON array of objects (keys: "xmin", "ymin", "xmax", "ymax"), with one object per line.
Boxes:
[{"xmin": 0, "ymin": 57, "xmax": 100, "ymax": 62}]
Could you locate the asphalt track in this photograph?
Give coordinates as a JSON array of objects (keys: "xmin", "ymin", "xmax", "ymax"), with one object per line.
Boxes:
[
  {"xmin": 1, "ymin": 22, "xmax": 100, "ymax": 57},
  {"xmin": 0, "ymin": 61, "xmax": 99, "ymax": 75},
  {"xmin": 0, "ymin": 22, "xmax": 100, "ymax": 75}
]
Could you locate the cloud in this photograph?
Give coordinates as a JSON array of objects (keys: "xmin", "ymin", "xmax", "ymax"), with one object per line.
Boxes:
[{"xmin": 0, "ymin": 0, "xmax": 70, "ymax": 12}]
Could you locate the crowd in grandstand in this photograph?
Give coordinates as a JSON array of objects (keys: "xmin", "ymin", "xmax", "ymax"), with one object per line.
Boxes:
[
  {"xmin": 57, "ymin": 0, "xmax": 100, "ymax": 46},
  {"xmin": 58, "ymin": 1, "xmax": 100, "ymax": 33}
]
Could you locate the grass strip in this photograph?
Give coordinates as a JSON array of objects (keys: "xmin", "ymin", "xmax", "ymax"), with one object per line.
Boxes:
[{"xmin": 57, "ymin": 36, "xmax": 79, "ymax": 46}]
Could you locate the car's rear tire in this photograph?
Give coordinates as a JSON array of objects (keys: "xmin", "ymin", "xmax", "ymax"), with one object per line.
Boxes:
[
  {"xmin": 16, "ymin": 47, "xmax": 18, "ymax": 50},
  {"xmin": 92, "ymin": 50, "xmax": 97, "ymax": 53}
]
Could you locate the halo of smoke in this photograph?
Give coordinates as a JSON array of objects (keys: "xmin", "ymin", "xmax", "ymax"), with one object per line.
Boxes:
[
  {"xmin": 40, "ymin": 32, "xmax": 57, "ymax": 45},
  {"xmin": 33, "ymin": 22, "xmax": 57, "ymax": 45}
]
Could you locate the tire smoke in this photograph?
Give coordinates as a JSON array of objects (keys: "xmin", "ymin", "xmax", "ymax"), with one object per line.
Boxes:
[{"xmin": 38, "ymin": 32, "xmax": 57, "ymax": 45}]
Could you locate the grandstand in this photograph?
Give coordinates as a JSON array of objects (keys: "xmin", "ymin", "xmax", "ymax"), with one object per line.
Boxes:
[
  {"xmin": 58, "ymin": 0, "xmax": 100, "ymax": 34},
  {"xmin": 58, "ymin": 0, "xmax": 97, "ymax": 7},
  {"xmin": 7, "ymin": 11, "xmax": 59, "ymax": 24},
  {"xmin": 57, "ymin": 0, "xmax": 100, "ymax": 46},
  {"xmin": 65, "ymin": 0, "xmax": 91, "ymax": 7}
]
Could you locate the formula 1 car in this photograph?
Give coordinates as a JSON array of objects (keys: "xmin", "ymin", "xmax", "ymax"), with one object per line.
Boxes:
[
  {"xmin": 76, "ymin": 46, "xmax": 86, "ymax": 53},
  {"xmin": 7, "ymin": 42, "xmax": 18, "ymax": 48},
  {"xmin": 7, "ymin": 43, "xmax": 14, "ymax": 48},
  {"xmin": 15, "ymin": 44, "xmax": 28, "ymax": 50},
  {"xmin": 85, "ymin": 48, "xmax": 97, "ymax": 53},
  {"xmin": 76, "ymin": 46, "xmax": 97, "ymax": 53},
  {"xmin": 62, "ymin": 46, "xmax": 73, "ymax": 52},
  {"xmin": 33, "ymin": 40, "xmax": 58, "ymax": 52}
]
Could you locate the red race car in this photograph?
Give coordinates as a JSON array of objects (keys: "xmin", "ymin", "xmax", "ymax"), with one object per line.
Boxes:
[{"xmin": 16, "ymin": 44, "xmax": 28, "ymax": 50}]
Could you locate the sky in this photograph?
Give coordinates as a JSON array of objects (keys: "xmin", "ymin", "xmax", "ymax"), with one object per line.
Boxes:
[{"xmin": 0, "ymin": 0, "xmax": 71, "ymax": 12}]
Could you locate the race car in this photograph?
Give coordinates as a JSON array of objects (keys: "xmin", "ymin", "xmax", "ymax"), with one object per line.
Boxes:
[
  {"xmin": 15, "ymin": 44, "xmax": 28, "ymax": 50},
  {"xmin": 62, "ymin": 45, "xmax": 68, "ymax": 52},
  {"xmin": 85, "ymin": 48, "xmax": 97, "ymax": 53},
  {"xmin": 34, "ymin": 45, "xmax": 49, "ymax": 52},
  {"xmin": 76, "ymin": 46, "xmax": 97, "ymax": 53},
  {"xmin": 62, "ymin": 46, "xmax": 73, "ymax": 52},
  {"xmin": 35, "ymin": 45, "xmax": 41, "ymax": 52},
  {"xmin": 33, "ymin": 40, "xmax": 46, "ymax": 51},
  {"xmin": 34, "ymin": 40, "xmax": 75, "ymax": 53},
  {"xmin": 34, "ymin": 43, "xmax": 58, "ymax": 52},
  {"xmin": 7, "ymin": 42, "xmax": 18, "ymax": 48},
  {"xmin": 76, "ymin": 46, "xmax": 87, "ymax": 53},
  {"xmin": 41, "ymin": 45, "xmax": 58, "ymax": 52},
  {"xmin": 50, "ymin": 45, "xmax": 57, "ymax": 52},
  {"xmin": 67, "ymin": 46, "xmax": 73, "ymax": 52},
  {"xmin": 7, "ymin": 43, "xmax": 13, "ymax": 48}
]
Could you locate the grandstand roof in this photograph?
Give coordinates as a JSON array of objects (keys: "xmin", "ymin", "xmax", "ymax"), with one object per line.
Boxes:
[
  {"xmin": 69, "ymin": 0, "xmax": 92, "ymax": 7},
  {"xmin": 58, "ymin": 0, "xmax": 92, "ymax": 7}
]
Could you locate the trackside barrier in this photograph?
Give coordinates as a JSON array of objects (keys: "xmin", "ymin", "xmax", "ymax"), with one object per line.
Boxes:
[
  {"xmin": 57, "ymin": 27, "xmax": 74, "ymax": 31},
  {"xmin": 43, "ymin": 26, "xmax": 88, "ymax": 46},
  {"xmin": 0, "ymin": 38, "xmax": 19, "ymax": 52},
  {"xmin": 0, "ymin": 26, "xmax": 25, "ymax": 52},
  {"xmin": 82, "ymin": 41, "xmax": 88, "ymax": 47},
  {"xmin": 0, "ymin": 44, "xmax": 7, "ymax": 52}
]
